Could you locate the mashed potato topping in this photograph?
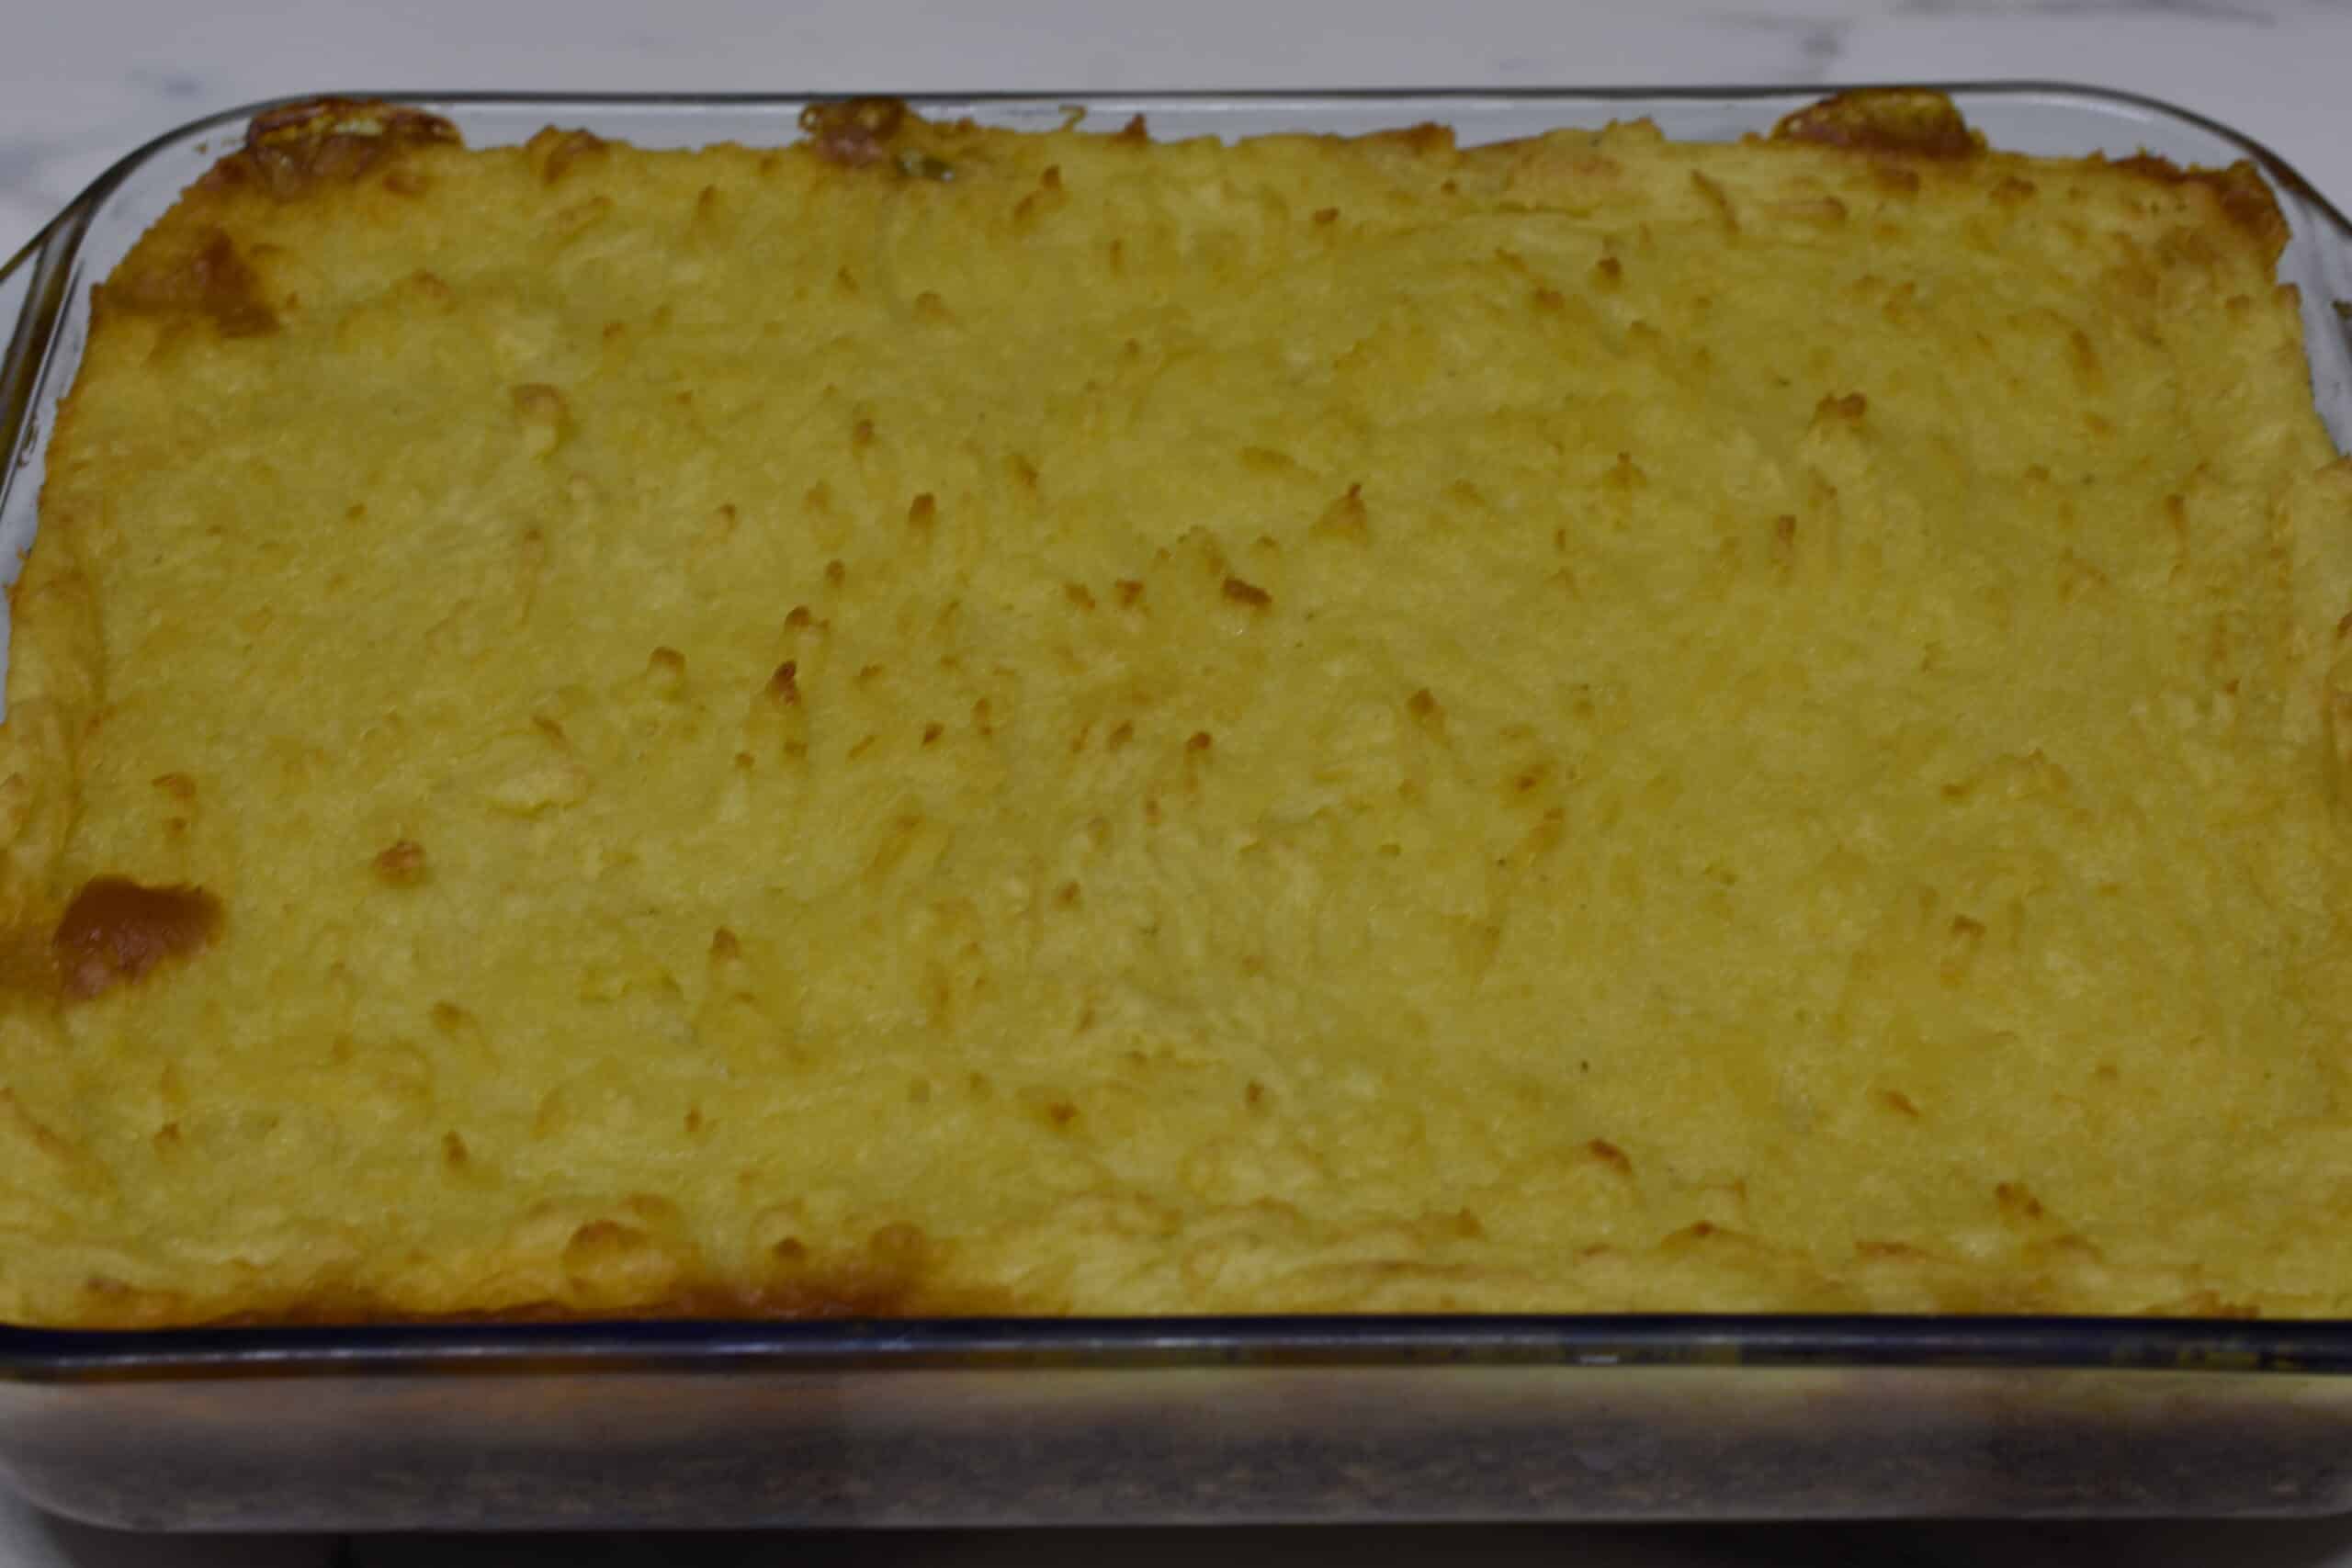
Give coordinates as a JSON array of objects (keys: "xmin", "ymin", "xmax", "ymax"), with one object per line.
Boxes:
[{"xmin": 2, "ymin": 92, "xmax": 2348, "ymax": 1325}]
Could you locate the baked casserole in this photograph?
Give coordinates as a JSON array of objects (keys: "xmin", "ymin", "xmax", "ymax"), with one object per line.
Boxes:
[{"xmin": 1, "ymin": 89, "xmax": 2347, "ymax": 1326}]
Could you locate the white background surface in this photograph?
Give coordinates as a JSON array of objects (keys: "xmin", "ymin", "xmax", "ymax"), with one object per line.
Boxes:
[{"xmin": 3, "ymin": 0, "xmax": 2350, "ymax": 1561}]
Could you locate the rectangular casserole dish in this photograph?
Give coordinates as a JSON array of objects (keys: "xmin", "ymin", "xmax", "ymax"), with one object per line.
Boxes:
[{"xmin": 1, "ymin": 85, "xmax": 2350, "ymax": 1531}]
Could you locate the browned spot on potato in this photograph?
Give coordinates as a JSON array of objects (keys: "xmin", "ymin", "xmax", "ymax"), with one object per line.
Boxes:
[
  {"xmin": 53, "ymin": 877, "xmax": 224, "ymax": 1000},
  {"xmin": 200, "ymin": 98, "xmax": 459, "ymax": 200},
  {"xmin": 1771, "ymin": 89, "xmax": 1981, "ymax": 160},
  {"xmin": 1312, "ymin": 483, "xmax": 1370, "ymax": 543},
  {"xmin": 1368, "ymin": 122, "xmax": 1454, "ymax": 156},
  {"xmin": 105, "ymin": 227, "xmax": 278, "ymax": 337},
  {"xmin": 2110, "ymin": 152, "xmax": 2290, "ymax": 256},
  {"xmin": 800, "ymin": 96, "xmax": 907, "ymax": 167},
  {"xmin": 1996, "ymin": 1181, "xmax": 2046, "ymax": 1222},
  {"xmin": 1222, "ymin": 576, "xmax": 1272, "ymax": 608},
  {"xmin": 373, "ymin": 840, "xmax": 427, "ymax": 885}
]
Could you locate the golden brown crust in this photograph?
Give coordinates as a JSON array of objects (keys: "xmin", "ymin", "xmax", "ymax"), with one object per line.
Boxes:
[
  {"xmin": 96, "ymin": 99, "xmax": 458, "ymax": 342},
  {"xmin": 1770, "ymin": 87, "xmax": 2290, "ymax": 257},
  {"xmin": 97, "ymin": 226, "xmax": 278, "ymax": 337},
  {"xmin": 371, "ymin": 840, "xmax": 428, "ymax": 885},
  {"xmin": 68, "ymin": 1225, "xmax": 1014, "ymax": 1330},
  {"xmin": 527, "ymin": 127, "xmax": 610, "ymax": 186},
  {"xmin": 1770, "ymin": 88, "xmax": 1984, "ymax": 160},
  {"xmin": 2109, "ymin": 152, "xmax": 2291, "ymax": 261},
  {"xmin": 799, "ymin": 96, "xmax": 910, "ymax": 168},
  {"xmin": 197, "ymin": 96, "xmax": 459, "ymax": 200}
]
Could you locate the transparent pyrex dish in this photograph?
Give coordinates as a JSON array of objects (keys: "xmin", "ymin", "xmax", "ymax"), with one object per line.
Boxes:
[{"xmin": 1, "ymin": 86, "xmax": 2350, "ymax": 1532}]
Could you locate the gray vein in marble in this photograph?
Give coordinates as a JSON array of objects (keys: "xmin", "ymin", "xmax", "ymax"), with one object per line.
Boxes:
[
  {"xmin": 1711, "ymin": 16, "xmax": 1857, "ymax": 82},
  {"xmin": 1895, "ymin": 0, "xmax": 2277, "ymax": 23},
  {"xmin": 0, "ymin": 135, "xmax": 99, "ymax": 212},
  {"xmin": 129, "ymin": 69, "xmax": 207, "ymax": 102},
  {"xmin": 0, "ymin": 111, "xmax": 182, "ymax": 218}
]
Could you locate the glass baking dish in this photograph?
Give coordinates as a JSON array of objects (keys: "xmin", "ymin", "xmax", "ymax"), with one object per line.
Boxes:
[{"xmin": 2, "ymin": 85, "xmax": 2350, "ymax": 1533}]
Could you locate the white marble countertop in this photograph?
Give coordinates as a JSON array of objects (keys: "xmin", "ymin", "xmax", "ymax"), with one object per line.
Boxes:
[{"xmin": 2, "ymin": 0, "xmax": 2349, "ymax": 1562}]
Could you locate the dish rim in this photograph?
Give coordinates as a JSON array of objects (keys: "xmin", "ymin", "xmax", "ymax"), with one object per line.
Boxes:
[
  {"xmin": 10, "ymin": 1313, "xmax": 2352, "ymax": 1383},
  {"xmin": 6, "ymin": 78, "xmax": 2346, "ymax": 283},
  {"xmin": 3, "ymin": 82, "xmax": 2349, "ymax": 1384}
]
